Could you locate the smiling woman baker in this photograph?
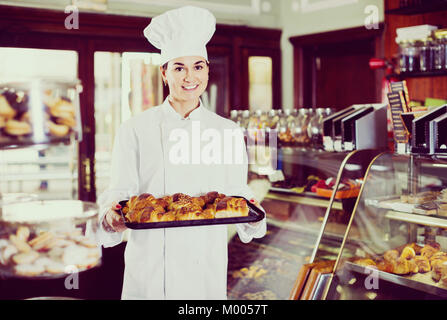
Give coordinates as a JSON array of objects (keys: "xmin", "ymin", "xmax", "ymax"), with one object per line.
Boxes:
[{"xmin": 97, "ymin": 6, "xmax": 266, "ymax": 300}]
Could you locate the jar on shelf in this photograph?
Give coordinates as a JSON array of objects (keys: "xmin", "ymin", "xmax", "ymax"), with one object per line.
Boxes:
[
  {"xmin": 292, "ymin": 108, "xmax": 310, "ymax": 147},
  {"xmin": 434, "ymin": 29, "xmax": 447, "ymax": 70},
  {"xmin": 434, "ymin": 31, "xmax": 444, "ymax": 70},
  {"xmin": 419, "ymin": 37, "xmax": 435, "ymax": 72},
  {"xmin": 268, "ymin": 109, "xmax": 280, "ymax": 129},
  {"xmin": 0, "ymin": 79, "xmax": 82, "ymax": 149},
  {"xmin": 230, "ymin": 110, "xmax": 238, "ymax": 123},
  {"xmin": 241, "ymin": 110, "xmax": 250, "ymax": 129},
  {"xmin": 307, "ymin": 108, "xmax": 325, "ymax": 148},
  {"xmin": 409, "ymin": 40, "xmax": 421, "ymax": 73},
  {"xmin": 398, "ymin": 40, "xmax": 420, "ymax": 73},
  {"xmin": 398, "ymin": 40, "xmax": 410, "ymax": 73}
]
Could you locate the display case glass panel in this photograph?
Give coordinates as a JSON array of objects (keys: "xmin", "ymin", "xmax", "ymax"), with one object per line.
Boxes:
[
  {"xmin": 227, "ymin": 147, "xmax": 381, "ymax": 300},
  {"xmin": 326, "ymin": 152, "xmax": 447, "ymax": 300}
]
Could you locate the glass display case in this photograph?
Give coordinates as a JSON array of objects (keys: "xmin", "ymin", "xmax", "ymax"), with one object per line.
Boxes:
[
  {"xmin": 226, "ymin": 147, "xmax": 382, "ymax": 300},
  {"xmin": 325, "ymin": 152, "xmax": 447, "ymax": 300}
]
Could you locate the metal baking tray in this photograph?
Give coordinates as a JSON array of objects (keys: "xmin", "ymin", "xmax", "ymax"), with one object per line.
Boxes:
[{"xmin": 118, "ymin": 196, "xmax": 265, "ymax": 230}]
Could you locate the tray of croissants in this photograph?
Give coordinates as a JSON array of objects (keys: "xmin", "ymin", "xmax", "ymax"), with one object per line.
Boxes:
[
  {"xmin": 118, "ymin": 191, "xmax": 265, "ymax": 229},
  {"xmin": 350, "ymin": 242, "xmax": 447, "ymax": 293}
]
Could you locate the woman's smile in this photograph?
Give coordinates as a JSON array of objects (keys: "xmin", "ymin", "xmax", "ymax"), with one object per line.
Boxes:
[{"xmin": 182, "ymin": 84, "xmax": 199, "ymax": 91}]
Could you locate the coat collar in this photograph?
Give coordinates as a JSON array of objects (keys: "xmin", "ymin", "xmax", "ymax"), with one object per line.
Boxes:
[{"xmin": 161, "ymin": 96, "xmax": 205, "ymax": 121}]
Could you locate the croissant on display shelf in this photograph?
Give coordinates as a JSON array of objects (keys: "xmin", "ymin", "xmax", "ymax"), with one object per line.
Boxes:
[
  {"xmin": 353, "ymin": 242, "xmax": 447, "ymax": 282},
  {"xmin": 414, "ymin": 256, "xmax": 431, "ymax": 273},
  {"xmin": 122, "ymin": 191, "xmax": 249, "ymax": 223},
  {"xmin": 400, "ymin": 246, "xmax": 416, "ymax": 260}
]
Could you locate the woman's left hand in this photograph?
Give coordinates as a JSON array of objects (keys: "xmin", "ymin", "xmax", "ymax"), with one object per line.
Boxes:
[{"xmin": 248, "ymin": 198, "xmax": 264, "ymax": 227}]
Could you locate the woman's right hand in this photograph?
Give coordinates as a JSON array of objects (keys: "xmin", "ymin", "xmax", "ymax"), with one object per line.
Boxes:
[{"xmin": 104, "ymin": 203, "xmax": 127, "ymax": 233}]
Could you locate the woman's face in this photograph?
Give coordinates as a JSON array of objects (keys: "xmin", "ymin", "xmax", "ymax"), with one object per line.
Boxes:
[{"xmin": 161, "ymin": 56, "xmax": 209, "ymax": 103}]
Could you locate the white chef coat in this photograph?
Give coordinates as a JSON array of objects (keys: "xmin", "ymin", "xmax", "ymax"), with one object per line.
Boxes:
[{"xmin": 97, "ymin": 98, "xmax": 267, "ymax": 300}]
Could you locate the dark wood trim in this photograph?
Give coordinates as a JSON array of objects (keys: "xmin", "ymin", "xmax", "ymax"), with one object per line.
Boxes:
[
  {"xmin": 0, "ymin": 4, "xmax": 282, "ymax": 200},
  {"xmin": 0, "ymin": 5, "xmax": 281, "ymax": 44},
  {"xmin": 231, "ymin": 36, "xmax": 243, "ymax": 109},
  {"xmin": 289, "ymin": 23, "xmax": 385, "ymax": 47}
]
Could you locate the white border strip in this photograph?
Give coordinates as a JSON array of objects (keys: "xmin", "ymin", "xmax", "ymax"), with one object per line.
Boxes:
[
  {"xmin": 300, "ymin": 0, "xmax": 359, "ymax": 13},
  {"xmin": 111, "ymin": 0, "xmax": 261, "ymax": 15}
]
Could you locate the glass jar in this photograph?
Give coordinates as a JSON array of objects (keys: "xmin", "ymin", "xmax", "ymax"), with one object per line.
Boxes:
[
  {"xmin": 435, "ymin": 30, "xmax": 447, "ymax": 70},
  {"xmin": 307, "ymin": 108, "xmax": 325, "ymax": 148},
  {"xmin": 0, "ymin": 200, "xmax": 101, "ymax": 279},
  {"xmin": 408, "ymin": 40, "xmax": 421, "ymax": 73},
  {"xmin": 398, "ymin": 40, "xmax": 410, "ymax": 73},
  {"xmin": 279, "ymin": 109, "xmax": 290, "ymax": 132},
  {"xmin": 433, "ymin": 31, "xmax": 445, "ymax": 70},
  {"xmin": 419, "ymin": 37, "xmax": 435, "ymax": 72},
  {"xmin": 0, "ymin": 79, "xmax": 82, "ymax": 149},
  {"xmin": 292, "ymin": 108, "xmax": 309, "ymax": 147},
  {"xmin": 399, "ymin": 40, "xmax": 420, "ymax": 73},
  {"xmin": 444, "ymin": 34, "xmax": 447, "ymax": 70},
  {"xmin": 241, "ymin": 110, "xmax": 250, "ymax": 129},
  {"xmin": 230, "ymin": 110, "xmax": 238, "ymax": 123},
  {"xmin": 268, "ymin": 109, "xmax": 280, "ymax": 130}
]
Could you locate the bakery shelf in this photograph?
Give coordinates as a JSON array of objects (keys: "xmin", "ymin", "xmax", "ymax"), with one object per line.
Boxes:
[
  {"xmin": 324, "ymin": 152, "xmax": 447, "ymax": 300},
  {"xmin": 386, "ymin": 70, "xmax": 447, "ymax": 80},
  {"xmin": 345, "ymin": 261, "xmax": 447, "ymax": 298},
  {"xmin": 265, "ymin": 191, "xmax": 343, "ymax": 210},
  {"xmin": 385, "ymin": 210, "xmax": 447, "ymax": 229}
]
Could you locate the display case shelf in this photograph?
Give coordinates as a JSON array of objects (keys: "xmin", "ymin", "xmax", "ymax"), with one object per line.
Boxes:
[
  {"xmin": 325, "ymin": 152, "xmax": 447, "ymax": 300},
  {"xmin": 385, "ymin": 210, "xmax": 447, "ymax": 229},
  {"xmin": 265, "ymin": 191, "xmax": 343, "ymax": 210},
  {"xmin": 386, "ymin": 70, "xmax": 447, "ymax": 80},
  {"xmin": 345, "ymin": 261, "xmax": 447, "ymax": 298}
]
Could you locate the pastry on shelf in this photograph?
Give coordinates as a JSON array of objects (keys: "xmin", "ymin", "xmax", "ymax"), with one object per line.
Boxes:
[
  {"xmin": 392, "ymin": 257, "xmax": 411, "ymax": 275},
  {"xmin": 431, "ymin": 260, "xmax": 447, "ymax": 282},
  {"xmin": 414, "ymin": 256, "xmax": 430, "ymax": 273},
  {"xmin": 352, "ymin": 258, "xmax": 376, "ymax": 267},
  {"xmin": 0, "ymin": 226, "xmax": 100, "ymax": 278},
  {"xmin": 383, "ymin": 249, "xmax": 399, "ymax": 262},
  {"xmin": 421, "ymin": 243, "xmax": 440, "ymax": 259},
  {"xmin": 376, "ymin": 258, "xmax": 394, "ymax": 273},
  {"xmin": 400, "ymin": 246, "xmax": 416, "ymax": 260},
  {"xmin": 407, "ymin": 191, "xmax": 440, "ymax": 204},
  {"xmin": 407, "ymin": 259, "xmax": 419, "ymax": 274},
  {"xmin": 4, "ymin": 119, "xmax": 32, "ymax": 136}
]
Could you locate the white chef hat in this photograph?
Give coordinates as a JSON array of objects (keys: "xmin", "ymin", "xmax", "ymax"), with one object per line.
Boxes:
[{"xmin": 143, "ymin": 6, "xmax": 216, "ymax": 66}]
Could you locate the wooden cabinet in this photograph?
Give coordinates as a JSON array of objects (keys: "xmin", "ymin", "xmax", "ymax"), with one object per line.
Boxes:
[
  {"xmin": 0, "ymin": 5, "xmax": 281, "ymax": 201},
  {"xmin": 289, "ymin": 25, "xmax": 384, "ymax": 111},
  {"xmin": 385, "ymin": 0, "xmax": 447, "ymax": 103}
]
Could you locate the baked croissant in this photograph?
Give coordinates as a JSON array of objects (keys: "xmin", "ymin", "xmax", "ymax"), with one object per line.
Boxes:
[
  {"xmin": 123, "ymin": 191, "xmax": 248, "ymax": 223},
  {"xmin": 139, "ymin": 204, "xmax": 166, "ymax": 223},
  {"xmin": 215, "ymin": 197, "xmax": 249, "ymax": 218},
  {"xmin": 414, "ymin": 256, "xmax": 430, "ymax": 273}
]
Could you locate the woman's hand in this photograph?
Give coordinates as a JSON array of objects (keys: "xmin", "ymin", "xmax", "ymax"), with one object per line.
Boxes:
[
  {"xmin": 103, "ymin": 203, "xmax": 127, "ymax": 233},
  {"xmin": 248, "ymin": 198, "xmax": 264, "ymax": 227}
]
